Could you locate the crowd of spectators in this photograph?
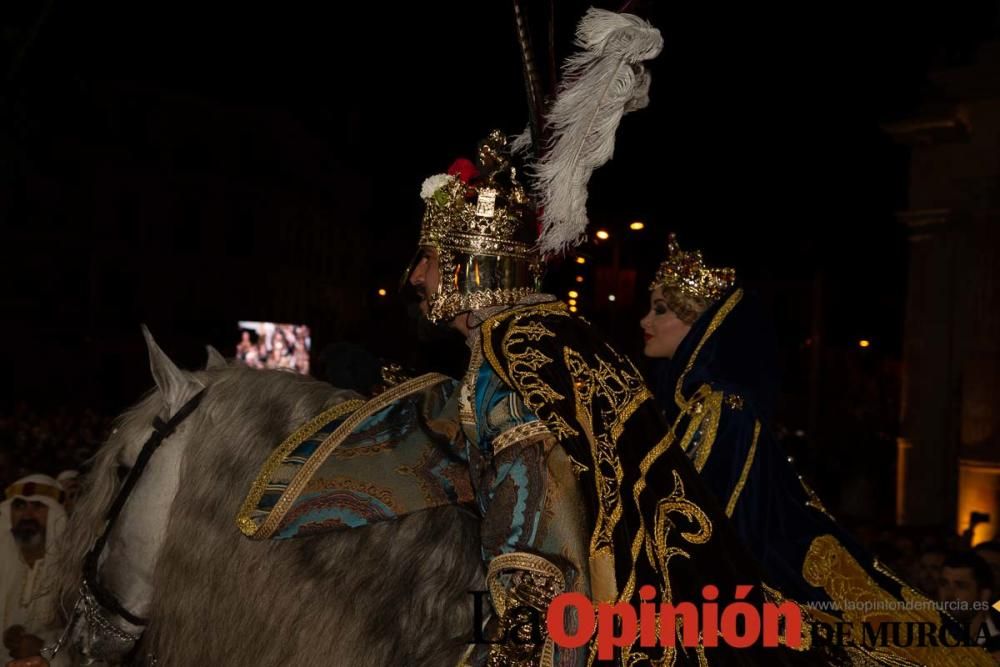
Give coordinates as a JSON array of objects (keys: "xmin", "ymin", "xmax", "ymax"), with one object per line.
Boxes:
[{"xmin": 0, "ymin": 402, "xmax": 109, "ymax": 490}]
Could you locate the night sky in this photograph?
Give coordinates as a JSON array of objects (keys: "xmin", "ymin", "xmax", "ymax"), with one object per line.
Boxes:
[{"xmin": 2, "ymin": 0, "xmax": 996, "ymax": 412}]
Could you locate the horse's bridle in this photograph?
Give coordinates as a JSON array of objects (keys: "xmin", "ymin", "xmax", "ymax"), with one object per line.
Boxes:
[{"xmin": 45, "ymin": 388, "xmax": 207, "ymax": 663}]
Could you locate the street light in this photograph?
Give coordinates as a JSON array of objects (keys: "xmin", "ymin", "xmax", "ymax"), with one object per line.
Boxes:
[
  {"xmin": 858, "ymin": 339, "xmax": 870, "ymax": 348},
  {"xmin": 568, "ymin": 290, "xmax": 579, "ymax": 299},
  {"xmin": 377, "ymin": 288, "xmax": 387, "ymax": 297},
  {"xmin": 608, "ymin": 294, "xmax": 616, "ymax": 302},
  {"xmin": 575, "ymin": 276, "xmax": 584, "ymax": 283},
  {"xmin": 568, "ymin": 299, "xmax": 577, "ymax": 306},
  {"xmin": 596, "ymin": 230, "xmax": 610, "ymax": 240},
  {"xmin": 629, "ymin": 221, "xmax": 645, "ymax": 231},
  {"xmin": 575, "ymin": 257, "xmax": 586, "ymax": 265}
]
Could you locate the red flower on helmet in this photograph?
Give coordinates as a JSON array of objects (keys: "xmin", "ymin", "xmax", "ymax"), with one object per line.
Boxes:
[{"xmin": 447, "ymin": 158, "xmax": 479, "ymax": 183}]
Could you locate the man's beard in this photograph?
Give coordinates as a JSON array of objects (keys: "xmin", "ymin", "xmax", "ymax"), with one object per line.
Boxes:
[
  {"xmin": 408, "ymin": 302, "xmax": 456, "ymax": 342},
  {"xmin": 402, "ymin": 283, "xmax": 454, "ymax": 342},
  {"xmin": 11, "ymin": 520, "xmax": 45, "ymax": 549}
]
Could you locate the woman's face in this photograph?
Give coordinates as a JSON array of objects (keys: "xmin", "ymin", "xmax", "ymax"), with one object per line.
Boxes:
[{"xmin": 640, "ymin": 287, "xmax": 693, "ymax": 359}]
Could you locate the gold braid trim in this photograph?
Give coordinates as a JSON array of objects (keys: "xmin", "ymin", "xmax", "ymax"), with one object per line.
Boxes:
[
  {"xmin": 480, "ymin": 300, "xmax": 570, "ymax": 389},
  {"xmin": 242, "ymin": 373, "xmax": 450, "ymax": 539},
  {"xmin": 487, "ymin": 552, "xmax": 566, "ymax": 667},
  {"xmin": 493, "ymin": 420, "xmax": 553, "ymax": 457},
  {"xmin": 236, "ymin": 397, "xmax": 365, "ymax": 537},
  {"xmin": 725, "ymin": 419, "xmax": 761, "ymax": 517},
  {"xmin": 674, "ymin": 289, "xmax": 743, "ymax": 412},
  {"xmin": 487, "ymin": 552, "xmax": 566, "ymax": 617},
  {"xmin": 690, "ymin": 388, "xmax": 724, "ymax": 473}
]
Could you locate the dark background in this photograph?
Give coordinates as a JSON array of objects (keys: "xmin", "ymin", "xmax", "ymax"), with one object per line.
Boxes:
[{"xmin": 1, "ymin": 0, "xmax": 996, "ymax": 517}]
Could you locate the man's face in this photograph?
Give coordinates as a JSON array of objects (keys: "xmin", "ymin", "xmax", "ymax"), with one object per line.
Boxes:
[
  {"xmin": 937, "ymin": 565, "xmax": 988, "ymax": 622},
  {"xmin": 9, "ymin": 498, "xmax": 48, "ymax": 549},
  {"xmin": 408, "ymin": 247, "xmax": 441, "ymax": 317}
]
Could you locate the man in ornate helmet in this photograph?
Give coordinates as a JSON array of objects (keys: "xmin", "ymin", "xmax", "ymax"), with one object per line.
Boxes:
[{"xmin": 405, "ymin": 10, "xmax": 827, "ymax": 665}]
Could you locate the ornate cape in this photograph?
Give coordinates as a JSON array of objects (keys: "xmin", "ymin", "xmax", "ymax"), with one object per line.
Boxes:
[
  {"xmin": 657, "ymin": 288, "xmax": 994, "ymax": 666},
  {"xmin": 478, "ymin": 300, "xmax": 822, "ymax": 666}
]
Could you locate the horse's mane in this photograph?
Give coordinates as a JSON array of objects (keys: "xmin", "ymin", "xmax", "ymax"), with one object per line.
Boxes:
[{"xmin": 59, "ymin": 366, "xmax": 483, "ymax": 666}]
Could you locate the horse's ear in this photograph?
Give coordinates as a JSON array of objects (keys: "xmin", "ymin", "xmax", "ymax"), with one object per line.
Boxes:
[
  {"xmin": 205, "ymin": 345, "xmax": 227, "ymax": 369},
  {"xmin": 141, "ymin": 325, "xmax": 205, "ymax": 412}
]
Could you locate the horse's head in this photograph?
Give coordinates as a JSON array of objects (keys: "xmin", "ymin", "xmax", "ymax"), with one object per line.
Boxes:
[{"xmin": 54, "ymin": 327, "xmax": 225, "ymax": 663}]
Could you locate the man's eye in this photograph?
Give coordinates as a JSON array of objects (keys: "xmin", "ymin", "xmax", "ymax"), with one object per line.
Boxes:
[{"xmin": 654, "ymin": 306, "xmax": 667, "ymax": 315}]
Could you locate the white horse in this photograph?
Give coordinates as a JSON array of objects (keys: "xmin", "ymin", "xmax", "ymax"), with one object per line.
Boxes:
[{"xmin": 49, "ymin": 329, "xmax": 482, "ymax": 666}]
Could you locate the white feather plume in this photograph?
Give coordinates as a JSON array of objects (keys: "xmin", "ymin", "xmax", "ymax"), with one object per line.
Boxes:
[{"xmin": 531, "ymin": 8, "xmax": 663, "ymax": 257}]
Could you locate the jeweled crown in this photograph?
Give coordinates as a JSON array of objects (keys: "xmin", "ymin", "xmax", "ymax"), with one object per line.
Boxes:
[
  {"xmin": 418, "ymin": 130, "xmax": 537, "ymax": 260},
  {"xmin": 651, "ymin": 233, "xmax": 736, "ymax": 302},
  {"xmin": 410, "ymin": 130, "xmax": 543, "ymax": 322}
]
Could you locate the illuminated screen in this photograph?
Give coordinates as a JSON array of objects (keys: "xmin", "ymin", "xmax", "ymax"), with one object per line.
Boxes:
[{"xmin": 236, "ymin": 321, "xmax": 311, "ymax": 375}]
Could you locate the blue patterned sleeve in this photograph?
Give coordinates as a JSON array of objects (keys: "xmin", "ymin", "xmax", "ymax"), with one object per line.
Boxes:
[{"xmin": 466, "ymin": 363, "xmax": 591, "ymax": 666}]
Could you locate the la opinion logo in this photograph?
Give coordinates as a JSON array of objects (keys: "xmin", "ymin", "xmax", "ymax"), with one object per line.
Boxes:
[{"xmin": 472, "ymin": 585, "xmax": 802, "ymax": 659}]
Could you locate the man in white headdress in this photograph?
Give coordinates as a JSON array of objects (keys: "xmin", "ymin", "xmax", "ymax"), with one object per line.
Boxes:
[{"xmin": 1, "ymin": 475, "xmax": 68, "ymax": 665}]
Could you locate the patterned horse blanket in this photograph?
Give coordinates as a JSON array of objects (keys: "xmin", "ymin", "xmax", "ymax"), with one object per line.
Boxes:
[{"xmin": 238, "ymin": 373, "xmax": 474, "ymax": 540}]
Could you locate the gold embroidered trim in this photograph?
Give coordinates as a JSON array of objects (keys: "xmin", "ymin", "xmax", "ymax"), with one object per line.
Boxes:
[
  {"xmin": 487, "ymin": 551, "xmax": 564, "ymax": 667},
  {"xmin": 802, "ymin": 534, "xmax": 995, "ymax": 666},
  {"xmin": 244, "ymin": 373, "xmax": 450, "ymax": 539},
  {"xmin": 619, "ymin": 430, "xmax": 671, "ymax": 605},
  {"xmin": 725, "ymin": 420, "xmax": 760, "ymax": 517},
  {"xmin": 563, "ymin": 346, "xmax": 648, "ymax": 578},
  {"xmin": 674, "ymin": 289, "xmax": 743, "ymax": 412},
  {"xmin": 480, "ymin": 300, "xmax": 569, "ymax": 389},
  {"xmin": 691, "ymin": 389, "xmax": 723, "ymax": 473},
  {"xmin": 653, "ymin": 470, "xmax": 713, "ymax": 603},
  {"xmin": 487, "ymin": 551, "xmax": 566, "ymax": 616},
  {"xmin": 499, "ymin": 311, "xmax": 577, "ymax": 440},
  {"xmin": 236, "ymin": 397, "xmax": 365, "ymax": 537},
  {"xmin": 460, "ymin": 334, "xmax": 485, "ymax": 426},
  {"xmin": 492, "ymin": 420, "xmax": 552, "ymax": 456}
]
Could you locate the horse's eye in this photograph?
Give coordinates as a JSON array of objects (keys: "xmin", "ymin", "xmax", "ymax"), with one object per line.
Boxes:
[{"xmin": 116, "ymin": 465, "xmax": 130, "ymax": 482}]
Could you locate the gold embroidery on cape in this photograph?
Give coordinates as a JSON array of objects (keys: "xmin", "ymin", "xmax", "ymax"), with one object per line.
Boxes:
[
  {"xmin": 652, "ymin": 470, "xmax": 713, "ymax": 601},
  {"xmin": 245, "ymin": 373, "xmax": 450, "ymax": 539},
  {"xmin": 498, "ymin": 311, "xmax": 577, "ymax": 440},
  {"xmin": 237, "ymin": 397, "xmax": 365, "ymax": 536},
  {"xmin": 562, "ymin": 348, "xmax": 626, "ymax": 573},
  {"xmin": 481, "ymin": 300, "xmax": 570, "ymax": 389},
  {"xmin": 725, "ymin": 420, "xmax": 761, "ymax": 517},
  {"xmin": 690, "ymin": 390, "xmax": 723, "ymax": 473},
  {"xmin": 672, "ymin": 384, "xmax": 723, "ymax": 473},
  {"xmin": 563, "ymin": 346, "xmax": 651, "ymax": 597},
  {"xmin": 803, "ymin": 534, "xmax": 994, "ymax": 666},
  {"xmin": 674, "ymin": 289, "xmax": 743, "ymax": 412}
]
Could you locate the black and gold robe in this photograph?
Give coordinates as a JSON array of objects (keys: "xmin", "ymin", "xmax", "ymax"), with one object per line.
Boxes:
[
  {"xmin": 469, "ymin": 297, "xmax": 824, "ymax": 666},
  {"xmin": 655, "ymin": 287, "xmax": 993, "ymax": 666}
]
